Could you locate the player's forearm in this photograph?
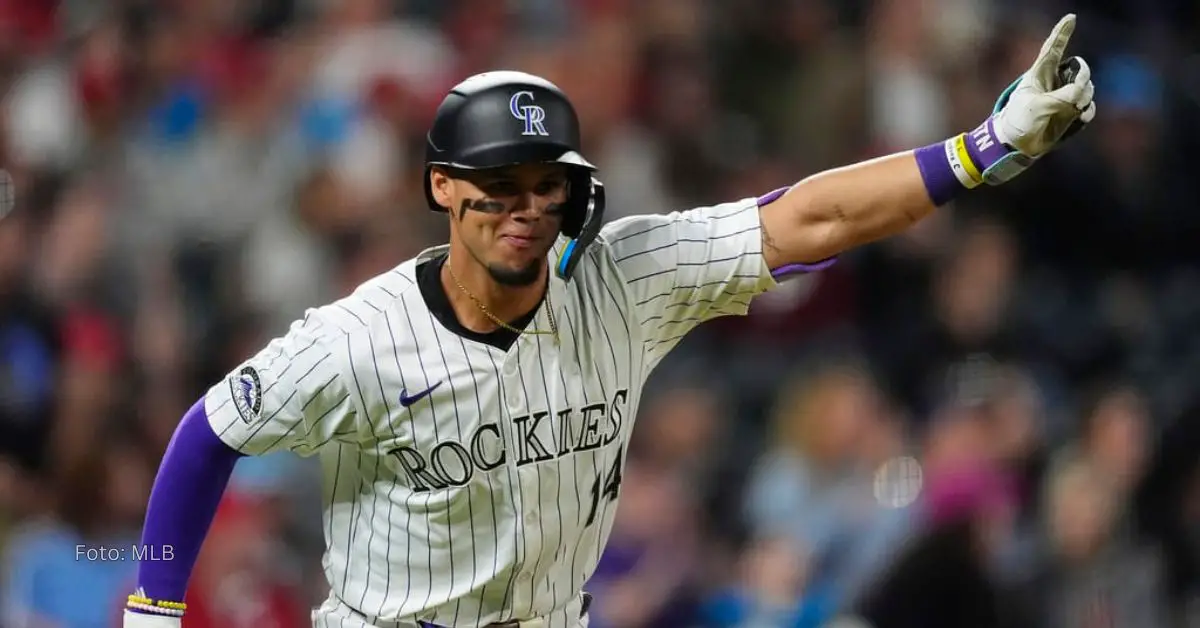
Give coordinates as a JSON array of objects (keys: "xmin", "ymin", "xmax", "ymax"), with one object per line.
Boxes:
[
  {"xmin": 129, "ymin": 397, "xmax": 243, "ymax": 616},
  {"xmin": 761, "ymin": 29, "xmax": 1095, "ymax": 270},
  {"xmin": 761, "ymin": 151, "xmax": 935, "ymax": 266}
]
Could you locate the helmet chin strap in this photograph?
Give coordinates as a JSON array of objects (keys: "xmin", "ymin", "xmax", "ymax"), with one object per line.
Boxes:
[
  {"xmin": 554, "ymin": 177, "xmax": 605, "ymax": 281},
  {"xmin": 555, "ymin": 239, "xmax": 580, "ymax": 280}
]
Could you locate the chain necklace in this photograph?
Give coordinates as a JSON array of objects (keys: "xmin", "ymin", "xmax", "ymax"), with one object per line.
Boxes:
[{"xmin": 446, "ymin": 258, "xmax": 558, "ymax": 339}]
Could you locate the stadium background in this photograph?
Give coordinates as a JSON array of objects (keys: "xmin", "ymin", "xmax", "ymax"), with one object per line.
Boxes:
[{"xmin": 1, "ymin": 0, "xmax": 1199, "ymax": 626}]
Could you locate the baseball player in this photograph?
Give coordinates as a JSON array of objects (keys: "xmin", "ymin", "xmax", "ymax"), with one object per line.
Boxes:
[{"xmin": 124, "ymin": 14, "xmax": 1096, "ymax": 628}]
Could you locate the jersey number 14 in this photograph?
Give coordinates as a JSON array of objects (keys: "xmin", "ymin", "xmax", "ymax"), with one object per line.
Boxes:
[{"xmin": 585, "ymin": 448, "xmax": 624, "ymax": 527}]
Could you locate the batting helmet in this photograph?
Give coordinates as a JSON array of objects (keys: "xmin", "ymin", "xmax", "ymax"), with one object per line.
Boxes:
[{"xmin": 423, "ymin": 71, "xmax": 605, "ymax": 282}]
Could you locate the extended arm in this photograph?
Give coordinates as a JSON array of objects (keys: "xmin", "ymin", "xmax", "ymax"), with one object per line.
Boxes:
[
  {"xmin": 759, "ymin": 152, "xmax": 934, "ymax": 267},
  {"xmin": 759, "ymin": 14, "xmax": 1096, "ymax": 270},
  {"xmin": 124, "ymin": 400, "xmax": 243, "ymax": 625},
  {"xmin": 123, "ymin": 313, "xmax": 359, "ymax": 626}
]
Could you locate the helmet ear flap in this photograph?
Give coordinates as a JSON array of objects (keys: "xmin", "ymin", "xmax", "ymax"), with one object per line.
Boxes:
[
  {"xmin": 559, "ymin": 168, "xmax": 590, "ymax": 238},
  {"xmin": 556, "ymin": 176, "xmax": 605, "ymax": 281},
  {"xmin": 423, "ymin": 165, "xmax": 447, "ymax": 213}
]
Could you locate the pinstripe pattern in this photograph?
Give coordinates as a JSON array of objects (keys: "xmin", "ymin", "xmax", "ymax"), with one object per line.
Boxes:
[{"xmin": 205, "ymin": 196, "xmax": 783, "ymax": 627}]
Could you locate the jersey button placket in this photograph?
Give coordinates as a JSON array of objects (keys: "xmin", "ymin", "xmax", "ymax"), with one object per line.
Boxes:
[
  {"xmin": 502, "ymin": 353, "xmax": 547, "ymax": 614},
  {"xmin": 499, "ymin": 353, "xmax": 533, "ymax": 611},
  {"xmin": 501, "ymin": 354, "xmax": 520, "ymax": 380},
  {"xmin": 500, "ymin": 356, "xmax": 522, "ymax": 468}
]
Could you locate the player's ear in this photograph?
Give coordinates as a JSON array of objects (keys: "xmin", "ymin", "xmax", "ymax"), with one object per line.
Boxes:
[{"xmin": 429, "ymin": 167, "xmax": 456, "ymax": 214}]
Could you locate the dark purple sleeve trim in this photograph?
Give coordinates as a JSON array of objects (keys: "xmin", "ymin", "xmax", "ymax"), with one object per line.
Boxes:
[
  {"xmin": 756, "ymin": 185, "xmax": 838, "ymax": 279},
  {"xmin": 771, "ymin": 258, "xmax": 837, "ymax": 279},
  {"xmin": 755, "ymin": 186, "xmax": 791, "ymax": 207},
  {"xmin": 136, "ymin": 397, "xmax": 244, "ymax": 602}
]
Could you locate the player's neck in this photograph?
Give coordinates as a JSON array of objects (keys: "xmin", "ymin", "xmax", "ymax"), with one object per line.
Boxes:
[{"xmin": 441, "ymin": 254, "xmax": 547, "ymax": 333}]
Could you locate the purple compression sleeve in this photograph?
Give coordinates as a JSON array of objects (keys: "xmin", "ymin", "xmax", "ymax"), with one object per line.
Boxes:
[{"xmin": 136, "ymin": 397, "xmax": 243, "ymax": 602}]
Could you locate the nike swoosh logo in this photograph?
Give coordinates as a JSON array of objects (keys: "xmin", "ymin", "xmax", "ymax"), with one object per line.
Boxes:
[{"xmin": 400, "ymin": 381, "xmax": 442, "ymax": 408}]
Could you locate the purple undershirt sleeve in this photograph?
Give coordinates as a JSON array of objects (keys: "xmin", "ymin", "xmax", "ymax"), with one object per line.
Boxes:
[
  {"xmin": 135, "ymin": 397, "xmax": 244, "ymax": 604},
  {"xmin": 756, "ymin": 186, "xmax": 838, "ymax": 279}
]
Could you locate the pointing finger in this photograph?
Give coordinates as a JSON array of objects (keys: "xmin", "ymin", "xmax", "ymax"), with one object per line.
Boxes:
[
  {"xmin": 1032, "ymin": 14, "xmax": 1078, "ymax": 88},
  {"xmin": 1039, "ymin": 14, "xmax": 1077, "ymax": 64}
]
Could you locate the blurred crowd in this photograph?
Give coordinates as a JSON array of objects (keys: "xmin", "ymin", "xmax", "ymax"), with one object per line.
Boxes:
[{"xmin": 1, "ymin": 0, "xmax": 1199, "ymax": 627}]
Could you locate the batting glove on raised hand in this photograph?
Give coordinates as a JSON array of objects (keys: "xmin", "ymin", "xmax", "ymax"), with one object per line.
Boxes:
[{"xmin": 975, "ymin": 13, "xmax": 1097, "ymax": 185}]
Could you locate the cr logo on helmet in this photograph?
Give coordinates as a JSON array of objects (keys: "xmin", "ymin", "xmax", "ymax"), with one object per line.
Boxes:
[{"xmin": 509, "ymin": 90, "xmax": 549, "ymax": 137}]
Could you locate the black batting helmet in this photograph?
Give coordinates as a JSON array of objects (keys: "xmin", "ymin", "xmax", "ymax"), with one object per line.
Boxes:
[{"xmin": 423, "ymin": 70, "xmax": 605, "ymax": 282}]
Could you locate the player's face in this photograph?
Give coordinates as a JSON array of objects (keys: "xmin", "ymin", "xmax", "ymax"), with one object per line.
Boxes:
[{"xmin": 439, "ymin": 163, "xmax": 568, "ymax": 287}]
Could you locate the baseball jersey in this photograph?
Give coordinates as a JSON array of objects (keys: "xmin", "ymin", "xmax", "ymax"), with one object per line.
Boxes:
[{"xmin": 204, "ymin": 196, "xmax": 779, "ymax": 627}]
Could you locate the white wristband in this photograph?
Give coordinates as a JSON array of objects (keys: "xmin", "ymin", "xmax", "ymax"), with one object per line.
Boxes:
[
  {"xmin": 123, "ymin": 610, "xmax": 182, "ymax": 628},
  {"xmin": 944, "ymin": 136, "xmax": 981, "ymax": 189}
]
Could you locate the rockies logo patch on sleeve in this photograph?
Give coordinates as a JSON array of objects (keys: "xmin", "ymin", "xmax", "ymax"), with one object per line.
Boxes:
[{"xmin": 230, "ymin": 365, "xmax": 263, "ymax": 423}]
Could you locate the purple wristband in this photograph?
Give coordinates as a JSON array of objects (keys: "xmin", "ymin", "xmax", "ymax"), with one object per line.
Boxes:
[
  {"xmin": 915, "ymin": 116, "xmax": 1012, "ymax": 205},
  {"xmin": 914, "ymin": 141, "xmax": 962, "ymax": 206},
  {"xmin": 136, "ymin": 397, "xmax": 244, "ymax": 602}
]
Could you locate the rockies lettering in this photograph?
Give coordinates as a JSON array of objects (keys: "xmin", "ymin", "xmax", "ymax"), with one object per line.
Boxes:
[
  {"xmin": 202, "ymin": 197, "xmax": 777, "ymax": 628},
  {"xmin": 391, "ymin": 390, "xmax": 628, "ymax": 492}
]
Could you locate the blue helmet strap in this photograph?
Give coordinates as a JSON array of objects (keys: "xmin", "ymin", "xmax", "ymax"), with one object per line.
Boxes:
[{"xmin": 556, "ymin": 177, "xmax": 605, "ymax": 281}]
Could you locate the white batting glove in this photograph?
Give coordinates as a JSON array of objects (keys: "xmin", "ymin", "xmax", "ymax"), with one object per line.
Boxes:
[
  {"xmin": 123, "ymin": 610, "xmax": 182, "ymax": 628},
  {"xmin": 975, "ymin": 13, "xmax": 1097, "ymax": 185}
]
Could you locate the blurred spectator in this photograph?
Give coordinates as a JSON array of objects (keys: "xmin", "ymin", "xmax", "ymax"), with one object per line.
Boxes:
[
  {"xmin": 586, "ymin": 458, "xmax": 702, "ymax": 628},
  {"xmin": 2, "ymin": 438, "xmax": 151, "ymax": 628},
  {"xmin": 852, "ymin": 514, "xmax": 1022, "ymax": 628},
  {"xmin": 1135, "ymin": 397, "xmax": 1200, "ymax": 625},
  {"xmin": 743, "ymin": 360, "xmax": 912, "ymax": 612},
  {"xmin": 873, "ymin": 217, "xmax": 1022, "ymax": 419},
  {"xmin": 851, "ymin": 463, "xmax": 1025, "ymax": 628},
  {"xmin": 0, "ymin": 209, "xmax": 59, "ymax": 480},
  {"xmin": 1020, "ymin": 457, "xmax": 1169, "ymax": 628},
  {"xmin": 628, "ymin": 385, "xmax": 728, "ymax": 508},
  {"xmin": 1066, "ymin": 382, "xmax": 1152, "ymax": 500},
  {"xmin": 699, "ymin": 536, "xmax": 833, "ymax": 628}
]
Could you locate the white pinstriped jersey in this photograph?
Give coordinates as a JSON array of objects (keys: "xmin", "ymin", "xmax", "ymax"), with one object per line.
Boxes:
[{"xmin": 204, "ymin": 196, "xmax": 778, "ymax": 627}]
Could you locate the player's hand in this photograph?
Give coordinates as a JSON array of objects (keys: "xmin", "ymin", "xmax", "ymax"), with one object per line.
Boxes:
[
  {"xmin": 123, "ymin": 611, "xmax": 182, "ymax": 628},
  {"xmin": 983, "ymin": 13, "xmax": 1096, "ymax": 184}
]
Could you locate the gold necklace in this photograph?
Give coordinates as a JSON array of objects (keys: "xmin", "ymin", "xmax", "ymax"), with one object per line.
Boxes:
[{"xmin": 446, "ymin": 258, "xmax": 558, "ymax": 338}]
